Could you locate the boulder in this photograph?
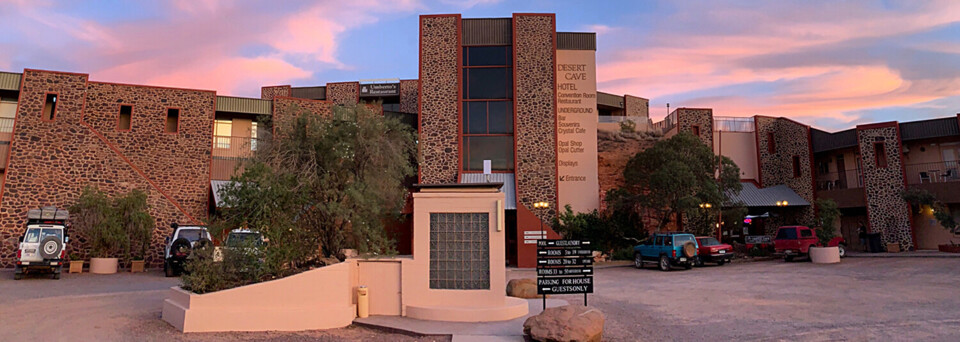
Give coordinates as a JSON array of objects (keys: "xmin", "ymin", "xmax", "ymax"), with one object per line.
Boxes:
[
  {"xmin": 506, "ymin": 278, "xmax": 539, "ymax": 299},
  {"xmin": 524, "ymin": 305, "xmax": 604, "ymax": 342}
]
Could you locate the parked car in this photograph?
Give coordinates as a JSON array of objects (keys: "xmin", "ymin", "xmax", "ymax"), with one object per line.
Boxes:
[
  {"xmin": 773, "ymin": 225, "xmax": 846, "ymax": 261},
  {"xmin": 14, "ymin": 207, "xmax": 70, "ymax": 280},
  {"xmin": 164, "ymin": 224, "xmax": 212, "ymax": 277},
  {"xmin": 213, "ymin": 228, "xmax": 264, "ymax": 262},
  {"xmin": 634, "ymin": 232, "xmax": 699, "ymax": 271},
  {"xmin": 695, "ymin": 236, "xmax": 734, "ymax": 266}
]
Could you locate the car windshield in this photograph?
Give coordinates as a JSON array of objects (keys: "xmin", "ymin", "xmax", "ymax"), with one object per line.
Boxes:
[
  {"xmin": 24, "ymin": 228, "xmax": 41, "ymax": 243},
  {"xmin": 776, "ymin": 228, "xmax": 797, "ymax": 240},
  {"xmin": 23, "ymin": 227, "xmax": 61, "ymax": 243},
  {"xmin": 178, "ymin": 228, "xmax": 206, "ymax": 242},
  {"xmin": 226, "ymin": 232, "xmax": 260, "ymax": 247},
  {"xmin": 698, "ymin": 237, "xmax": 720, "ymax": 246},
  {"xmin": 673, "ymin": 235, "xmax": 694, "ymax": 246}
]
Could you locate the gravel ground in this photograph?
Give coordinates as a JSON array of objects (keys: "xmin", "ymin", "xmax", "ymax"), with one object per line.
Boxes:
[
  {"xmin": 510, "ymin": 257, "xmax": 960, "ymax": 341},
  {"xmin": 0, "ymin": 270, "xmax": 449, "ymax": 342}
]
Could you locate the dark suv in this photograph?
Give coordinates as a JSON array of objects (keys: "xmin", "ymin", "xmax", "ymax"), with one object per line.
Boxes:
[{"xmin": 633, "ymin": 232, "xmax": 699, "ymax": 271}]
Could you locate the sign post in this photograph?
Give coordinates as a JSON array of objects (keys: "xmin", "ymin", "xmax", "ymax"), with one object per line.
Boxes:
[{"xmin": 536, "ymin": 239, "xmax": 593, "ymax": 310}]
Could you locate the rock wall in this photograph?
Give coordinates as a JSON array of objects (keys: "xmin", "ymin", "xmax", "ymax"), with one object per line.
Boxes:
[
  {"xmin": 418, "ymin": 15, "xmax": 461, "ymax": 184},
  {"xmin": 857, "ymin": 123, "xmax": 913, "ymax": 249}
]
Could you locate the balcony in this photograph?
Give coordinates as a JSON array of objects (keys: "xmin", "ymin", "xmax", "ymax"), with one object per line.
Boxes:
[
  {"xmin": 906, "ymin": 161, "xmax": 960, "ymax": 185},
  {"xmin": 817, "ymin": 169, "xmax": 865, "ymax": 208},
  {"xmin": 0, "ymin": 117, "xmax": 13, "ymax": 169},
  {"xmin": 211, "ymin": 136, "xmax": 257, "ymax": 180}
]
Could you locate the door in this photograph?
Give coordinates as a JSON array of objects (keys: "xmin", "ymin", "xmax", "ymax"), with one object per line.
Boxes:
[
  {"xmin": 836, "ymin": 155, "xmax": 847, "ymax": 189},
  {"xmin": 357, "ymin": 261, "xmax": 402, "ymax": 316},
  {"xmin": 799, "ymin": 228, "xmax": 816, "ymax": 252}
]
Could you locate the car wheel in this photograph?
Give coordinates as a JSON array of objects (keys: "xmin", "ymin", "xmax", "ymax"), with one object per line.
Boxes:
[
  {"xmin": 838, "ymin": 244, "xmax": 846, "ymax": 258},
  {"xmin": 164, "ymin": 260, "xmax": 175, "ymax": 277},
  {"xmin": 694, "ymin": 256, "xmax": 703, "ymax": 267},
  {"xmin": 785, "ymin": 255, "xmax": 794, "ymax": 262},
  {"xmin": 52, "ymin": 272, "xmax": 60, "ymax": 280},
  {"xmin": 658, "ymin": 255, "xmax": 670, "ymax": 272},
  {"xmin": 717, "ymin": 259, "xmax": 726, "ymax": 266},
  {"xmin": 634, "ymin": 253, "xmax": 643, "ymax": 269}
]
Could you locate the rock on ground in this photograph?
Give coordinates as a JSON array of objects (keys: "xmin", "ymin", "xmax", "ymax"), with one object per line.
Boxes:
[
  {"xmin": 506, "ymin": 278, "xmax": 538, "ymax": 299},
  {"xmin": 523, "ymin": 305, "xmax": 604, "ymax": 342}
]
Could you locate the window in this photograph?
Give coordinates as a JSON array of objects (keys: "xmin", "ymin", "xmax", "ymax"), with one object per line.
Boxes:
[
  {"xmin": 776, "ymin": 228, "xmax": 796, "ymax": 239},
  {"xmin": 214, "ymin": 119, "xmax": 232, "ymax": 148},
  {"xmin": 767, "ymin": 132, "xmax": 776, "ymax": 154},
  {"xmin": 462, "ymin": 45, "xmax": 514, "ymax": 172},
  {"xmin": 673, "ymin": 235, "xmax": 693, "ymax": 246},
  {"xmin": 792, "ymin": 156, "xmax": 801, "ymax": 178},
  {"xmin": 42, "ymin": 93, "xmax": 58, "ymax": 121},
  {"xmin": 429, "ymin": 213, "xmax": 490, "ymax": 290},
  {"xmin": 118, "ymin": 105, "xmax": 132, "ymax": 131},
  {"xmin": 874, "ymin": 142, "xmax": 887, "ymax": 168},
  {"xmin": 691, "ymin": 125, "xmax": 700, "ymax": 137},
  {"xmin": 165, "ymin": 108, "xmax": 179, "ymax": 133},
  {"xmin": 250, "ymin": 121, "xmax": 259, "ymax": 151},
  {"xmin": 800, "ymin": 229, "xmax": 813, "ymax": 238}
]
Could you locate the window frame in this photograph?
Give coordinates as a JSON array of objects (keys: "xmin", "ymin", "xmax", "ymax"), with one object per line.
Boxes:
[
  {"xmin": 691, "ymin": 125, "xmax": 700, "ymax": 137},
  {"xmin": 40, "ymin": 92, "xmax": 59, "ymax": 122},
  {"xmin": 767, "ymin": 132, "xmax": 776, "ymax": 154},
  {"xmin": 164, "ymin": 107, "xmax": 181, "ymax": 134},
  {"xmin": 461, "ymin": 45, "xmax": 515, "ymax": 173},
  {"xmin": 117, "ymin": 104, "xmax": 134, "ymax": 132},
  {"xmin": 874, "ymin": 142, "xmax": 888, "ymax": 168},
  {"xmin": 792, "ymin": 155, "xmax": 802, "ymax": 178}
]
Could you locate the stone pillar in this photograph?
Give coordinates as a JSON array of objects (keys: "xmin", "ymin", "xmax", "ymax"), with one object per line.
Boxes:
[
  {"xmin": 856, "ymin": 122, "xmax": 913, "ymax": 249},
  {"xmin": 418, "ymin": 15, "xmax": 461, "ymax": 184}
]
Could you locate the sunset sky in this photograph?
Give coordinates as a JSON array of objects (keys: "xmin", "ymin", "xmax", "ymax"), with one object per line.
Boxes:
[{"xmin": 1, "ymin": 0, "xmax": 958, "ymax": 131}]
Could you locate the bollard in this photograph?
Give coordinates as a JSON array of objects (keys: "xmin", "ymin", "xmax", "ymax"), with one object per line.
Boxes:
[{"xmin": 357, "ymin": 286, "xmax": 369, "ymax": 318}]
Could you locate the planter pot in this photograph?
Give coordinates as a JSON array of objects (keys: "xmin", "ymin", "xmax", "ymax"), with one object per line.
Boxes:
[
  {"xmin": 886, "ymin": 243, "xmax": 901, "ymax": 253},
  {"xmin": 939, "ymin": 244, "xmax": 960, "ymax": 253},
  {"xmin": 69, "ymin": 260, "xmax": 84, "ymax": 273},
  {"xmin": 130, "ymin": 260, "xmax": 146, "ymax": 273},
  {"xmin": 809, "ymin": 247, "xmax": 840, "ymax": 264},
  {"xmin": 89, "ymin": 257, "xmax": 119, "ymax": 274}
]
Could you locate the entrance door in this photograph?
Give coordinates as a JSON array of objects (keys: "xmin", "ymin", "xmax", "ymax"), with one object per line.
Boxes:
[
  {"xmin": 505, "ymin": 210, "xmax": 517, "ymax": 266},
  {"xmin": 357, "ymin": 261, "xmax": 402, "ymax": 316}
]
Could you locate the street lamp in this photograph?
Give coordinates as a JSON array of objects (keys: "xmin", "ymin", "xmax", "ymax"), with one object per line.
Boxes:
[
  {"xmin": 533, "ymin": 201, "xmax": 550, "ymax": 242},
  {"xmin": 699, "ymin": 203, "xmax": 712, "ymax": 209}
]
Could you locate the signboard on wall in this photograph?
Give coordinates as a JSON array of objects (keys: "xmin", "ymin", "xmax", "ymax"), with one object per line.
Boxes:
[
  {"xmin": 556, "ymin": 50, "xmax": 600, "ymax": 213},
  {"xmin": 360, "ymin": 83, "xmax": 399, "ymax": 97}
]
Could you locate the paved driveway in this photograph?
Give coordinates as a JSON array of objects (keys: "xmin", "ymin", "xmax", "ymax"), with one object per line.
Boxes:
[{"xmin": 510, "ymin": 258, "xmax": 960, "ymax": 341}]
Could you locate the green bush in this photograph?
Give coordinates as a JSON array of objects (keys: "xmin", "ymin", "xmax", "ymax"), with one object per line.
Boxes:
[
  {"xmin": 611, "ymin": 247, "xmax": 634, "ymax": 261},
  {"xmin": 815, "ymin": 198, "xmax": 840, "ymax": 246},
  {"xmin": 553, "ymin": 205, "xmax": 647, "ymax": 255}
]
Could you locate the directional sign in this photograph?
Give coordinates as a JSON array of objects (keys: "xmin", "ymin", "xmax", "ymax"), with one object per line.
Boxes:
[
  {"xmin": 537, "ymin": 276, "xmax": 594, "ymax": 295},
  {"xmin": 537, "ymin": 257, "xmax": 593, "ymax": 266},
  {"xmin": 537, "ymin": 249, "xmax": 593, "ymax": 257},
  {"xmin": 537, "ymin": 239, "xmax": 591, "ymax": 248},
  {"xmin": 537, "ymin": 267, "xmax": 593, "ymax": 276}
]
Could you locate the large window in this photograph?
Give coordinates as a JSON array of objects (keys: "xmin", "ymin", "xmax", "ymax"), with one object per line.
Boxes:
[
  {"xmin": 462, "ymin": 45, "xmax": 514, "ymax": 171},
  {"xmin": 429, "ymin": 213, "xmax": 490, "ymax": 290},
  {"xmin": 214, "ymin": 119, "xmax": 232, "ymax": 149}
]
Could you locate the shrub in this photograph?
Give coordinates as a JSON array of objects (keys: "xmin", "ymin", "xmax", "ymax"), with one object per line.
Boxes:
[
  {"xmin": 70, "ymin": 187, "xmax": 128, "ymax": 258},
  {"xmin": 815, "ymin": 198, "xmax": 841, "ymax": 246},
  {"xmin": 553, "ymin": 205, "xmax": 646, "ymax": 255}
]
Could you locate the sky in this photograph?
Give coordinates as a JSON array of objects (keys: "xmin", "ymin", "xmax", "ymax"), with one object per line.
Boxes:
[{"xmin": 0, "ymin": 0, "xmax": 958, "ymax": 131}]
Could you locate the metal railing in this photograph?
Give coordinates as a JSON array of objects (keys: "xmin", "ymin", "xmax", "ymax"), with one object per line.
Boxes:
[
  {"xmin": 598, "ymin": 116, "xmax": 649, "ymax": 124},
  {"xmin": 714, "ymin": 117, "xmax": 755, "ymax": 132},
  {"xmin": 817, "ymin": 169, "xmax": 863, "ymax": 190},
  {"xmin": 652, "ymin": 111, "xmax": 677, "ymax": 134},
  {"xmin": 0, "ymin": 117, "xmax": 14, "ymax": 142},
  {"xmin": 212, "ymin": 136, "xmax": 258, "ymax": 158},
  {"xmin": 905, "ymin": 161, "xmax": 960, "ymax": 185}
]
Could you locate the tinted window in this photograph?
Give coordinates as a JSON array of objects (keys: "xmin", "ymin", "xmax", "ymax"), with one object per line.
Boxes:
[
  {"xmin": 654, "ymin": 236, "xmax": 662, "ymax": 245},
  {"xmin": 466, "ymin": 68, "xmax": 512, "ymax": 99},
  {"xmin": 463, "ymin": 136, "xmax": 514, "ymax": 171},
  {"xmin": 800, "ymin": 229, "xmax": 813, "ymax": 238},
  {"xmin": 178, "ymin": 229, "xmax": 205, "ymax": 242},
  {"xmin": 663, "ymin": 236, "xmax": 673, "ymax": 246},
  {"xmin": 464, "ymin": 46, "xmax": 511, "ymax": 66},
  {"xmin": 673, "ymin": 235, "xmax": 694, "ymax": 246},
  {"xmin": 776, "ymin": 228, "xmax": 797, "ymax": 239},
  {"xmin": 698, "ymin": 237, "xmax": 720, "ymax": 246},
  {"xmin": 24, "ymin": 228, "xmax": 41, "ymax": 243},
  {"xmin": 463, "ymin": 101, "xmax": 514, "ymax": 135},
  {"xmin": 464, "ymin": 102, "xmax": 488, "ymax": 134}
]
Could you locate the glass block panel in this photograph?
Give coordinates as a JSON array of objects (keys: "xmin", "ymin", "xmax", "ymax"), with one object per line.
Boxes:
[{"xmin": 429, "ymin": 213, "xmax": 490, "ymax": 289}]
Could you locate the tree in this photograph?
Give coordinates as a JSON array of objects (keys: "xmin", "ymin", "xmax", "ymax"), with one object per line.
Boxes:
[
  {"xmin": 115, "ymin": 189, "xmax": 154, "ymax": 261},
  {"xmin": 606, "ymin": 132, "xmax": 742, "ymax": 233},
  {"xmin": 814, "ymin": 198, "xmax": 841, "ymax": 246},
  {"xmin": 553, "ymin": 205, "xmax": 647, "ymax": 255},
  {"xmin": 901, "ymin": 188, "xmax": 958, "ymax": 234},
  {"xmin": 70, "ymin": 187, "xmax": 127, "ymax": 258},
  {"xmin": 214, "ymin": 103, "xmax": 417, "ymax": 273}
]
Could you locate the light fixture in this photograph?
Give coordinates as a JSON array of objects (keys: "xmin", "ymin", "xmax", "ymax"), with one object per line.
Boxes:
[
  {"xmin": 699, "ymin": 203, "xmax": 712, "ymax": 209},
  {"xmin": 775, "ymin": 200, "xmax": 789, "ymax": 207},
  {"xmin": 533, "ymin": 201, "xmax": 549, "ymax": 209}
]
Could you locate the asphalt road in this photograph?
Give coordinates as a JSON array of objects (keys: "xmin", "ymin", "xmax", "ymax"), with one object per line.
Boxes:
[{"xmin": 510, "ymin": 257, "xmax": 960, "ymax": 341}]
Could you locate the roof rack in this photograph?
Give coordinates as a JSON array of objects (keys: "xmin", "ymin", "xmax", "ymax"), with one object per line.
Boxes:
[{"xmin": 27, "ymin": 206, "xmax": 69, "ymax": 221}]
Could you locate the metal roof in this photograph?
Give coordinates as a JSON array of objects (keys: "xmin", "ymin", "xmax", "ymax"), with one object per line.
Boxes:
[
  {"xmin": 290, "ymin": 86, "xmax": 326, "ymax": 100},
  {"xmin": 597, "ymin": 92, "xmax": 623, "ymax": 108},
  {"xmin": 0, "ymin": 72, "xmax": 21, "ymax": 91},
  {"xmin": 557, "ymin": 32, "xmax": 596, "ymax": 51},
  {"xmin": 727, "ymin": 182, "xmax": 810, "ymax": 207},
  {"xmin": 811, "ymin": 128, "xmax": 858, "ymax": 153},
  {"xmin": 899, "ymin": 117, "xmax": 959, "ymax": 141},
  {"xmin": 216, "ymin": 96, "xmax": 272, "ymax": 115},
  {"xmin": 459, "ymin": 173, "xmax": 516, "ymax": 209},
  {"xmin": 462, "ymin": 18, "xmax": 511, "ymax": 46}
]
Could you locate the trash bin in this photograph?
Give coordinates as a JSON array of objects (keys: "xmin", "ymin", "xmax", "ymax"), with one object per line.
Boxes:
[
  {"xmin": 867, "ymin": 233, "xmax": 883, "ymax": 253},
  {"xmin": 357, "ymin": 286, "xmax": 369, "ymax": 318}
]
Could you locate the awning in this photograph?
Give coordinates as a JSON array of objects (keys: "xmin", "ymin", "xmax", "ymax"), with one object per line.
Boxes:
[
  {"xmin": 211, "ymin": 180, "xmax": 236, "ymax": 208},
  {"xmin": 727, "ymin": 182, "xmax": 810, "ymax": 208},
  {"xmin": 459, "ymin": 173, "xmax": 516, "ymax": 209}
]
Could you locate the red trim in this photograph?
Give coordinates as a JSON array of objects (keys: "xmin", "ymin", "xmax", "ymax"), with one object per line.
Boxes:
[
  {"xmin": 753, "ymin": 116, "xmax": 763, "ymax": 188},
  {"xmin": 550, "ymin": 13, "xmax": 559, "ymax": 214},
  {"xmin": 511, "ymin": 14, "xmax": 519, "ymax": 210},
  {"xmin": 0, "ymin": 68, "xmax": 29, "ymax": 208},
  {"xmin": 164, "ymin": 107, "xmax": 181, "ymax": 134},
  {"xmin": 116, "ymin": 103, "xmax": 134, "ymax": 132},
  {"xmin": 456, "ymin": 14, "xmax": 463, "ymax": 181},
  {"xmin": 417, "ymin": 15, "xmax": 424, "ymax": 184},
  {"xmin": 40, "ymin": 92, "xmax": 59, "ymax": 122}
]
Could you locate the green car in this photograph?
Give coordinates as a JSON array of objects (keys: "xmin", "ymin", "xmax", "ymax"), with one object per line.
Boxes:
[{"xmin": 633, "ymin": 232, "xmax": 699, "ymax": 271}]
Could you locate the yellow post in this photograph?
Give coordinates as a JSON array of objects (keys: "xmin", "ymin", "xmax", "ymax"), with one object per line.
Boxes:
[{"xmin": 357, "ymin": 286, "xmax": 369, "ymax": 318}]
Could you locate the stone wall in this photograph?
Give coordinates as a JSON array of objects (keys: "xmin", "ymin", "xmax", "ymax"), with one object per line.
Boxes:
[
  {"xmin": 327, "ymin": 82, "xmax": 358, "ymax": 105},
  {"xmin": 399, "ymin": 79, "xmax": 419, "ymax": 114},
  {"xmin": 0, "ymin": 70, "xmax": 214, "ymax": 267},
  {"xmin": 514, "ymin": 14, "xmax": 558, "ymax": 220},
  {"xmin": 623, "ymin": 95, "xmax": 648, "ymax": 118},
  {"xmin": 857, "ymin": 124, "xmax": 913, "ymax": 249},
  {"xmin": 272, "ymin": 97, "xmax": 334, "ymax": 135},
  {"xmin": 676, "ymin": 108, "xmax": 713, "ymax": 146},
  {"xmin": 261, "ymin": 85, "xmax": 291, "ymax": 100},
  {"xmin": 418, "ymin": 15, "xmax": 460, "ymax": 184},
  {"xmin": 755, "ymin": 116, "xmax": 816, "ymax": 233}
]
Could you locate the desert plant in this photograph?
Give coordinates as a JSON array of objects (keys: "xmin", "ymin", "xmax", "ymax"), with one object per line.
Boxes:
[
  {"xmin": 553, "ymin": 205, "xmax": 646, "ymax": 254},
  {"xmin": 815, "ymin": 198, "xmax": 841, "ymax": 246},
  {"xmin": 116, "ymin": 189, "xmax": 154, "ymax": 260},
  {"xmin": 70, "ymin": 187, "xmax": 128, "ymax": 258},
  {"xmin": 619, "ymin": 119, "xmax": 637, "ymax": 133}
]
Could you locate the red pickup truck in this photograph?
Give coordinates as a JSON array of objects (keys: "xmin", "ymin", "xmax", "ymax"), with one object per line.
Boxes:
[{"xmin": 774, "ymin": 226, "xmax": 846, "ymax": 261}]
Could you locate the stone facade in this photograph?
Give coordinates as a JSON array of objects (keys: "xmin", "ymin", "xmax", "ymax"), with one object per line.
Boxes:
[
  {"xmin": 418, "ymin": 15, "xmax": 461, "ymax": 184},
  {"xmin": 261, "ymin": 85, "xmax": 291, "ymax": 100},
  {"xmin": 0, "ymin": 70, "xmax": 214, "ymax": 267},
  {"xmin": 755, "ymin": 116, "xmax": 816, "ymax": 233},
  {"xmin": 513, "ymin": 14, "xmax": 558, "ymax": 220},
  {"xmin": 399, "ymin": 79, "xmax": 419, "ymax": 114},
  {"xmin": 327, "ymin": 82, "xmax": 358, "ymax": 106},
  {"xmin": 623, "ymin": 95, "xmax": 648, "ymax": 118},
  {"xmin": 272, "ymin": 97, "xmax": 334, "ymax": 133},
  {"xmin": 676, "ymin": 108, "xmax": 713, "ymax": 146},
  {"xmin": 857, "ymin": 124, "xmax": 913, "ymax": 249}
]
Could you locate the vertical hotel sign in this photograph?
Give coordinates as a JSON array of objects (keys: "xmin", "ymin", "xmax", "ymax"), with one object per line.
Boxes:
[{"xmin": 556, "ymin": 50, "xmax": 600, "ymax": 213}]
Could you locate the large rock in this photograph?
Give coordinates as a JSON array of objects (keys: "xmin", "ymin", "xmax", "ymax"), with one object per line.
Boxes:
[
  {"xmin": 523, "ymin": 305, "xmax": 604, "ymax": 342},
  {"xmin": 506, "ymin": 278, "xmax": 539, "ymax": 299}
]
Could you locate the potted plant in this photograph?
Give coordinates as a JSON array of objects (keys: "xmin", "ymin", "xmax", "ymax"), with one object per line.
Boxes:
[
  {"xmin": 70, "ymin": 186, "xmax": 129, "ymax": 274},
  {"xmin": 810, "ymin": 199, "xmax": 841, "ymax": 264},
  {"xmin": 118, "ymin": 189, "xmax": 153, "ymax": 273},
  {"xmin": 68, "ymin": 252, "xmax": 84, "ymax": 273}
]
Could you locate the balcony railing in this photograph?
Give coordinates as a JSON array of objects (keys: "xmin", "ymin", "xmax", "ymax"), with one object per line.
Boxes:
[
  {"xmin": 0, "ymin": 117, "xmax": 14, "ymax": 142},
  {"xmin": 211, "ymin": 136, "xmax": 258, "ymax": 180},
  {"xmin": 817, "ymin": 169, "xmax": 863, "ymax": 190},
  {"xmin": 906, "ymin": 161, "xmax": 960, "ymax": 185},
  {"xmin": 714, "ymin": 117, "xmax": 755, "ymax": 132},
  {"xmin": 652, "ymin": 111, "xmax": 678, "ymax": 134}
]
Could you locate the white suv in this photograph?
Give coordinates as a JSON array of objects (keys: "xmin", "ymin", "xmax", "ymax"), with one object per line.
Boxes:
[
  {"xmin": 15, "ymin": 207, "xmax": 70, "ymax": 280},
  {"xmin": 163, "ymin": 224, "xmax": 212, "ymax": 277}
]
